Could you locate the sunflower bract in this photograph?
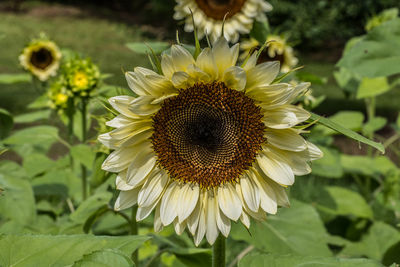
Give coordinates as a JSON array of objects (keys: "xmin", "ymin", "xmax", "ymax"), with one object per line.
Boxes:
[{"xmin": 99, "ymin": 37, "xmax": 323, "ymax": 246}]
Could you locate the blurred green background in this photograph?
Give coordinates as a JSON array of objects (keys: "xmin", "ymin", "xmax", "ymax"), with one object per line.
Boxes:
[{"xmin": 1, "ymin": 0, "xmax": 399, "ymax": 117}]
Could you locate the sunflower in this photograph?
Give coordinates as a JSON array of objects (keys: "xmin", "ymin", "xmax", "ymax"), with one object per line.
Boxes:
[
  {"xmin": 240, "ymin": 36, "xmax": 298, "ymax": 73},
  {"xmin": 174, "ymin": 0, "xmax": 272, "ymax": 43},
  {"xmin": 19, "ymin": 38, "xmax": 62, "ymax": 81},
  {"xmin": 99, "ymin": 37, "xmax": 322, "ymax": 245}
]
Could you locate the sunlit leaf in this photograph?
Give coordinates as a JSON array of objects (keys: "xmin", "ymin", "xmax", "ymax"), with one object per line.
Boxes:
[
  {"xmin": 14, "ymin": 110, "xmax": 51, "ymax": 123},
  {"xmin": 357, "ymin": 77, "xmax": 390, "ymax": 99},
  {"xmin": 312, "ymin": 146, "xmax": 343, "ymax": 178},
  {"xmin": 231, "ymin": 200, "xmax": 332, "ymax": 256},
  {"xmin": 316, "ymin": 186, "xmax": 373, "ymax": 219},
  {"xmin": 341, "ymin": 222, "xmax": 400, "ymax": 260}
]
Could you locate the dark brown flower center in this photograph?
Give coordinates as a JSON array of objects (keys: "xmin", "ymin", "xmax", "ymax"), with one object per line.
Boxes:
[
  {"xmin": 30, "ymin": 48, "xmax": 54, "ymax": 70},
  {"xmin": 194, "ymin": 0, "xmax": 247, "ymax": 20},
  {"xmin": 151, "ymin": 81, "xmax": 265, "ymax": 188},
  {"xmin": 257, "ymin": 49, "xmax": 285, "ymax": 66}
]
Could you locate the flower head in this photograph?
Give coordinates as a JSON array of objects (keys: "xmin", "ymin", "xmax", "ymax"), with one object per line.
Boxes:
[
  {"xmin": 62, "ymin": 57, "xmax": 100, "ymax": 97},
  {"xmin": 19, "ymin": 35, "xmax": 62, "ymax": 81},
  {"xmin": 174, "ymin": 0, "xmax": 272, "ymax": 42},
  {"xmin": 99, "ymin": 37, "xmax": 322, "ymax": 245},
  {"xmin": 240, "ymin": 36, "xmax": 298, "ymax": 73}
]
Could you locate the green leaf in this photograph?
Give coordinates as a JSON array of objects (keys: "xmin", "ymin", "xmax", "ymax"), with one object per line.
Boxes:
[
  {"xmin": 311, "ymin": 112, "xmax": 384, "ymax": 153},
  {"xmin": 27, "ymin": 94, "xmax": 49, "ymax": 109},
  {"xmin": 231, "ymin": 200, "xmax": 332, "ymax": 256},
  {"xmin": 72, "ymin": 249, "xmax": 134, "ymax": 267},
  {"xmin": 90, "ymin": 152, "xmax": 108, "ymax": 188},
  {"xmin": 126, "ymin": 42, "xmax": 170, "ymax": 54},
  {"xmin": 337, "ymin": 18, "xmax": 400, "ymax": 78},
  {"xmin": 340, "ymin": 155, "xmax": 395, "ymax": 177},
  {"xmin": 3, "ymin": 125, "xmax": 59, "ymax": 146},
  {"xmin": 22, "ymin": 153, "xmax": 55, "ymax": 177},
  {"xmin": 362, "ymin": 117, "xmax": 387, "ymax": 136},
  {"xmin": 0, "ymin": 108, "xmax": 13, "ymax": 139},
  {"xmin": 14, "ymin": 110, "xmax": 51, "ymax": 123},
  {"xmin": 0, "ymin": 234, "xmax": 149, "ymax": 267},
  {"xmin": 311, "ymin": 146, "xmax": 343, "ymax": 178},
  {"xmin": 239, "ymin": 252, "xmax": 383, "ymax": 267},
  {"xmin": 382, "ymin": 241, "xmax": 400, "ymax": 266},
  {"xmin": 341, "ymin": 221, "xmax": 400, "ymax": 260},
  {"xmin": 70, "ymin": 192, "xmax": 112, "ymax": 224},
  {"xmin": 0, "ymin": 174, "xmax": 36, "ymax": 224},
  {"xmin": 0, "ymin": 73, "xmax": 31, "ymax": 84},
  {"xmin": 71, "ymin": 144, "xmax": 96, "ymax": 170},
  {"xmin": 316, "ymin": 186, "xmax": 373, "ymax": 219},
  {"xmin": 249, "ymin": 20, "xmax": 270, "ymax": 43},
  {"xmin": 357, "ymin": 76, "xmax": 390, "ymax": 98}
]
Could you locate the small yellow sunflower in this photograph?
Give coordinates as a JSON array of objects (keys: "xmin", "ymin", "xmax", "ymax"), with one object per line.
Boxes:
[
  {"xmin": 240, "ymin": 36, "xmax": 298, "ymax": 73},
  {"xmin": 99, "ymin": 37, "xmax": 322, "ymax": 245},
  {"xmin": 19, "ymin": 38, "xmax": 62, "ymax": 81},
  {"xmin": 174, "ymin": 0, "xmax": 272, "ymax": 43}
]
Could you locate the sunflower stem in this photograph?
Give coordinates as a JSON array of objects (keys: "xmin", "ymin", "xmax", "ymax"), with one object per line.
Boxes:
[
  {"xmin": 81, "ymin": 98, "xmax": 88, "ymax": 200},
  {"xmin": 212, "ymin": 234, "xmax": 226, "ymax": 267},
  {"xmin": 66, "ymin": 98, "xmax": 75, "ymax": 167},
  {"xmin": 131, "ymin": 205, "xmax": 139, "ymax": 266}
]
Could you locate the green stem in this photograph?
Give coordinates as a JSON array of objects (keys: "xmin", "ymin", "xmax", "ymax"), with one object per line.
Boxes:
[
  {"xmin": 365, "ymin": 97, "xmax": 376, "ymax": 157},
  {"xmin": 67, "ymin": 98, "xmax": 75, "ymax": 167},
  {"xmin": 212, "ymin": 234, "xmax": 226, "ymax": 267},
  {"xmin": 81, "ymin": 98, "xmax": 88, "ymax": 200},
  {"xmin": 131, "ymin": 205, "xmax": 139, "ymax": 266}
]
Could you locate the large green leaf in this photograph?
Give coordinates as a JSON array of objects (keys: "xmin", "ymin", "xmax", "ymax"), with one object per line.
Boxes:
[
  {"xmin": 341, "ymin": 221, "xmax": 400, "ymax": 260},
  {"xmin": 238, "ymin": 252, "xmax": 383, "ymax": 267},
  {"xmin": 70, "ymin": 192, "xmax": 112, "ymax": 224},
  {"xmin": 0, "ymin": 234, "xmax": 149, "ymax": 267},
  {"xmin": 316, "ymin": 186, "xmax": 373, "ymax": 219},
  {"xmin": 311, "ymin": 146, "xmax": 343, "ymax": 178},
  {"xmin": 71, "ymin": 144, "xmax": 96, "ymax": 170},
  {"xmin": 311, "ymin": 112, "xmax": 384, "ymax": 154},
  {"xmin": 3, "ymin": 126, "xmax": 59, "ymax": 146},
  {"xmin": 356, "ymin": 77, "xmax": 390, "ymax": 99},
  {"xmin": 0, "ymin": 174, "xmax": 36, "ymax": 224},
  {"xmin": 22, "ymin": 153, "xmax": 55, "ymax": 177},
  {"xmin": 231, "ymin": 200, "xmax": 332, "ymax": 256},
  {"xmin": 0, "ymin": 108, "xmax": 13, "ymax": 139},
  {"xmin": 337, "ymin": 18, "xmax": 400, "ymax": 78},
  {"xmin": 14, "ymin": 110, "xmax": 51, "ymax": 123},
  {"xmin": 72, "ymin": 249, "xmax": 134, "ymax": 267}
]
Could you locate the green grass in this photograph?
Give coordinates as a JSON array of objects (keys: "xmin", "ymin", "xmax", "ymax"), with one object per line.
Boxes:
[{"xmin": 0, "ymin": 10, "xmax": 155, "ymax": 114}]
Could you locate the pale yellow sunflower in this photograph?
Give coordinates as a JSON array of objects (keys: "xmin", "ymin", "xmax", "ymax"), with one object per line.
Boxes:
[
  {"xmin": 240, "ymin": 36, "xmax": 298, "ymax": 73},
  {"xmin": 99, "ymin": 37, "xmax": 322, "ymax": 245},
  {"xmin": 19, "ymin": 39, "xmax": 62, "ymax": 81},
  {"xmin": 174, "ymin": 0, "xmax": 272, "ymax": 43}
]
